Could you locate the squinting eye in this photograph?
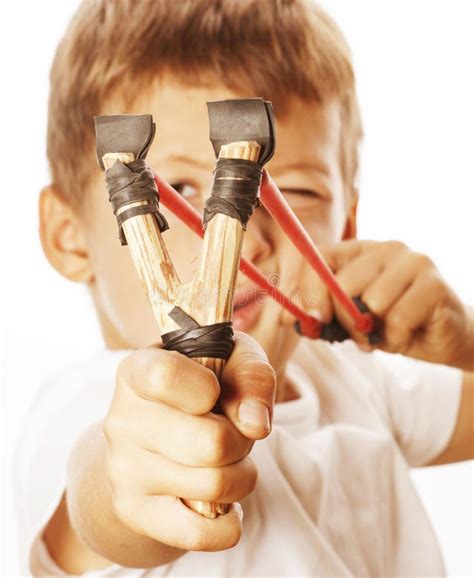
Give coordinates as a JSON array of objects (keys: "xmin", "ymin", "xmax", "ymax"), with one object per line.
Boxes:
[
  {"xmin": 281, "ymin": 188, "xmax": 322, "ymax": 198},
  {"xmin": 171, "ymin": 183, "xmax": 199, "ymax": 200}
]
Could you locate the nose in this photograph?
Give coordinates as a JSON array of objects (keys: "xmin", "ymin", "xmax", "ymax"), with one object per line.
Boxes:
[{"xmin": 241, "ymin": 207, "xmax": 273, "ymax": 265}]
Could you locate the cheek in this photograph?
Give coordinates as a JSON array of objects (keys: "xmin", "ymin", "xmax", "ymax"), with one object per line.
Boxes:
[
  {"xmin": 298, "ymin": 196, "xmax": 348, "ymax": 245},
  {"xmin": 84, "ymin": 189, "xmax": 156, "ymax": 346},
  {"xmin": 85, "ymin": 194, "xmax": 203, "ymax": 347},
  {"xmin": 269, "ymin": 196, "xmax": 348, "ymax": 301}
]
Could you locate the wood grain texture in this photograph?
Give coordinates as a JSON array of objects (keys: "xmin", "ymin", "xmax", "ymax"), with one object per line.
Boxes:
[
  {"xmin": 103, "ymin": 154, "xmax": 180, "ymax": 334},
  {"xmin": 103, "ymin": 141, "xmax": 261, "ymax": 519}
]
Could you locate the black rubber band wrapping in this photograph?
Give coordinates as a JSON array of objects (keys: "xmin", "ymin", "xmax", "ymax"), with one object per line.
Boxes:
[
  {"xmin": 295, "ymin": 296, "xmax": 383, "ymax": 344},
  {"xmin": 202, "ymin": 158, "xmax": 262, "ymax": 230},
  {"xmin": 161, "ymin": 307, "xmax": 235, "ymax": 360},
  {"xmin": 104, "ymin": 158, "xmax": 169, "ymax": 245}
]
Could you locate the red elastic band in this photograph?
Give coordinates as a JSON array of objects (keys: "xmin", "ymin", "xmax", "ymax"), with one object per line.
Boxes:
[
  {"xmin": 259, "ymin": 172, "xmax": 375, "ymax": 334},
  {"xmin": 154, "ymin": 173, "xmax": 322, "ymax": 339}
]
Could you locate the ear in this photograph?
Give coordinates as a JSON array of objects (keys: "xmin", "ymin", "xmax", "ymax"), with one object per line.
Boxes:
[
  {"xmin": 341, "ymin": 191, "xmax": 359, "ymax": 240},
  {"xmin": 39, "ymin": 185, "xmax": 94, "ymax": 283}
]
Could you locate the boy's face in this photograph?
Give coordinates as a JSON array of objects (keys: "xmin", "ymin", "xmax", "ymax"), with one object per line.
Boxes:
[{"xmin": 45, "ymin": 78, "xmax": 355, "ymax": 382}]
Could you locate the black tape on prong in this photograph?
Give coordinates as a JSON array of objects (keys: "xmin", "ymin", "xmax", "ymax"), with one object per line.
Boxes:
[
  {"xmin": 295, "ymin": 297, "xmax": 383, "ymax": 345},
  {"xmin": 203, "ymin": 98, "xmax": 276, "ymax": 229},
  {"xmin": 202, "ymin": 158, "xmax": 263, "ymax": 230},
  {"xmin": 162, "ymin": 307, "xmax": 235, "ymax": 360},
  {"xmin": 94, "ymin": 114, "xmax": 169, "ymax": 245},
  {"xmin": 104, "ymin": 159, "xmax": 169, "ymax": 245}
]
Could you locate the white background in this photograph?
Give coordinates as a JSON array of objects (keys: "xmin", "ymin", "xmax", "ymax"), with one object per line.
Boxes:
[{"xmin": 1, "ymin": 0, "xmax": 473, "ymax": 576}]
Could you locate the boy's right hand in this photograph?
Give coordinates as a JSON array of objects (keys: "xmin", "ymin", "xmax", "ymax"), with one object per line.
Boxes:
[{"xmin": 103, "ymin": 332, "xmax": 276, "ymax": 553}]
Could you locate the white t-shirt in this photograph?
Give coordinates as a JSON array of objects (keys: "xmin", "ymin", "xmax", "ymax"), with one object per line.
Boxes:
[{"xmin": 14, "ymin": 339, "xmax": 463, "ymax": 577}]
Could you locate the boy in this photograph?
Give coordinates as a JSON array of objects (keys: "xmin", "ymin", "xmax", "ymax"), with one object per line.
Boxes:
[{"xmin": 16, "ymin": 0, "xmax": 473, "ymax": 576}]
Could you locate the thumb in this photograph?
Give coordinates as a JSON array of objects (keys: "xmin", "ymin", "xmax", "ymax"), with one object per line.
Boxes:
[{"xmin": 219, "ymin": 332, "xmax": 276, "ymax": 440}]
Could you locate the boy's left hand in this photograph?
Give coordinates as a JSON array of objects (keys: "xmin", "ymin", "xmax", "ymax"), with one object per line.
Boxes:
[{"xmin": 303, "ymin": 240, "xmax": 474, "ymax": 370}]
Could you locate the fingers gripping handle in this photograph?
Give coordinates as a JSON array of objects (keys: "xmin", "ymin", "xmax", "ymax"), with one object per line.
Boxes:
[
  {"xmin": 94, "ymin": 106, "xmax": 275, "ymax": 520},
  {"xmin": 95, "ymin": 115, "xmax": 228, "ymax": 519},
  {"xmin": 179, "ymin": 100, "xmax": 276, "ymax": 517}
]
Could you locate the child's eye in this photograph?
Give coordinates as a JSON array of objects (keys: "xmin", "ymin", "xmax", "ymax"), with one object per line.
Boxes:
[
  {"xmin": 279, "ymin": 187, "xmax": 326, "ymax": 214},
  {"xmin": 171, "ymin": 182, "xmax": 199, "ymax": 200},
  {"xmin": 281, "ymin": 188, "xmax": 322, "ymax": 199}
]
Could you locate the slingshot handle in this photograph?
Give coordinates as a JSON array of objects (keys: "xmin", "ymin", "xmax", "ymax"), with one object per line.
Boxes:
[
  {"xmin": 179, "ymin": 140, "xmax": 261, "ymax": 518},
  {"xmin": 103, "ymin": 142, "xmax": 260, "ymax": 519}
]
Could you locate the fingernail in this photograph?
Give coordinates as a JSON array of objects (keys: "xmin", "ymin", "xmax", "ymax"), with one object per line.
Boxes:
[
  {"xmin": 307, "ymin": 308, "xmax": 324, "ymax": 322},
  {"xmin": 238, "ymin": 400, "xmax": 271, "ymax": 432},
  {"xmin": 234, "ymin": 502, "xmax": 244, "ymax": 520}
]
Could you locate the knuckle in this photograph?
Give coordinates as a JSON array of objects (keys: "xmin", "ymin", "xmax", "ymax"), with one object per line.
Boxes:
[
  {"xmin": 234, "ymin": 331, "xmax": 266, "ymax": 355},
  {"xmin": 363, "ymin": 293, "xmax": 383, "ymax": 315},
  {"xmin": 149, "ymin": 352, "xmax": 183, "ymax": 396},
  {"xmin": 386, "ymin": 310, "xmax": 405, "ymax": 334},
  {"xmin": 385, "ymin": 314, "xmax": 410, "ymax": 353},
  {"xmin": 429, "ymin": 272, "xmax": 446, "ymax": 296},
  {"xmin": 102, "ymin": 413, "xmax": 124, "ymax": 443},
  {"xmin": 203, "ymin": 421, "xmax": 230, "ymax": 466},
  {"xmin": 412, "ymin": 252, "xmax": 433, "ymax": 270},
  {"xmin": 207, "ymin": 468, "xmax": 229, "ymax": 501},
  {"xmin": 102, "ymin": 416, "xmax": 113, "ymax": 442},
  {"xmin": 238, "ymin": 359, "xmax": 277, "ymax": 397},
  {"xmin": 116, "ymin": 353, "xmax": 136, "ymax": 387},
  {"xmin": 386, "ymin": 240, "xmax": 407, "ymax": 253},
  {"xmin": 120, "ymin": 348, "xmax": 186, "ymax": 401},
  {"xmin": 236, "ymin": 457, "xmax": 258, "ymax": 497},
  {"xmin": 246, "ymin": 459, "xmax": 259, "ymax": 494},
  {"xmin": 206, "ymin": 458, "xmax": 258, "ymax": 502},
  {"xmin": 433, "ymin": 303, "xmax": 455, "ymax": 334},
  {"xmin": 116, "ymin": 348, "xmax": 146, "ymax": 384},
  {"xmin": 256, "ymin": 361, "xmax": 277, "ymax": 389},
  {"xmin": 386, "ymin": 337, "xmax": 409, "ymax": 356},
  {"xmin": 195, "ymin": 373, "xmax": 220, "ymax": 414},
  {"xmin": 117, "ymin": 351, "xmax": 151, "ymax": 395}
]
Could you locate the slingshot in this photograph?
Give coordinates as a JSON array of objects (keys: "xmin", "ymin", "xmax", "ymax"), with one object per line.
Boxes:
[{"xmin": 95, "ymin": 98, "xmax": 380, "ymax": 520}]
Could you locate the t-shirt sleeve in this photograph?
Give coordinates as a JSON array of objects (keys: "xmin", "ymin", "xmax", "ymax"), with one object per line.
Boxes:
[
  {"xmin": 13, "ymin": 350, "xmax": 130, "ymax": 576},
  {"xmin": 360, "ymin": 349, "xmax": 463, "ymax": 468}
]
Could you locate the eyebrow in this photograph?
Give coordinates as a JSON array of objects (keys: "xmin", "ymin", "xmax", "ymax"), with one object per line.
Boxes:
[
  {"xmin": 157, "ymin": 154, "xmax": 332, "ymax": 200},
  {"xmin": 270, "ymin": 160, "xmax": 332, "ymax": 179},
  {"xmin": 162, "ymin": 154, "xmax": 331, "ymax": 178},
  {"xmin": 161, "ymin": 153, "xmax": 215, "ymax": 172}
]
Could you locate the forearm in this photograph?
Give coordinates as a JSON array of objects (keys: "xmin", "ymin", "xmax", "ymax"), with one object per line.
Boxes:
[
  {"xmin": 450, "ymin": 305, "xmax": 474, "ymax": 372},
  {"xmin": 46, "ymin": 422, "xmax": 185, "ymax": 573},
  {"xmin": 429, "ymin": 371, "xmax": 474, "ymax": 465}
]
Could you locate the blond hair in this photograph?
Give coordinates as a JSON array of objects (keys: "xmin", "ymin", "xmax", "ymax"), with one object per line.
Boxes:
[{"xmin": 47, "ymin": 0, "xmax": 362, "ymax": 202}]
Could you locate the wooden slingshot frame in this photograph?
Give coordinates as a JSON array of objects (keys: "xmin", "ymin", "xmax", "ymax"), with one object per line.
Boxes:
[
  {"xmin": 95, "ymin": 98, "xmax": 379, "ymax": 520},
  {"xmin": 95, "ymin": 99, "xmax": 278, "ymax": 518}
]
